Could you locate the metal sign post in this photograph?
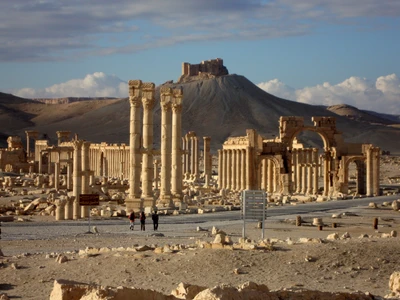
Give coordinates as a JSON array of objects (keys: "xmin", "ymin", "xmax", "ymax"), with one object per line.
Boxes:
[
  {"xmin": 242, "ymin": 190, "xmax": 267, "ymax": 240},
  {"xmin": 79, "ymin": 194, "xmax": 100, "ymax": 234}
]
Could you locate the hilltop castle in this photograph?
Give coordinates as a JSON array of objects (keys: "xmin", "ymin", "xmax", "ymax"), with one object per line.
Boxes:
[{"xmin": 177, "ymin": 58, "xmax": 229, "ymax": 83}]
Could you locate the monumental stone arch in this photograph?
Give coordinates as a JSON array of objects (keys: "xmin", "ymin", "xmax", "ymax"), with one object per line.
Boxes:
[{"xmin": 219, "ymin": 116, "xmax": 380, "ymax": 199}]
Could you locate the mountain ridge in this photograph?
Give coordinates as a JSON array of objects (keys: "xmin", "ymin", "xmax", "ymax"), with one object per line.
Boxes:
[{"xmin": 1, "ymin": 75, "xmax": 400, "ymax": 153}]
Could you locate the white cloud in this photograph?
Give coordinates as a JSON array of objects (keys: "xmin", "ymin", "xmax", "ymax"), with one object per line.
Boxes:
[
  {"xmin": 257, "ymin": 74, "xmax": 400, "ymax": 114},
  {"xmin": 13, "ymin": 72, "xmax": 128, "ymax": 98}
]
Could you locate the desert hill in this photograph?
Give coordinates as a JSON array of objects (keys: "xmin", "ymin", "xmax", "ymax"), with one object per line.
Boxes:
[{"xmin": 1, "ymin": 75, "xmax": 400, "ymax": 153}]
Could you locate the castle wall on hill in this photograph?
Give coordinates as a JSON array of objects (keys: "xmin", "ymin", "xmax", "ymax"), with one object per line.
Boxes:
[{"xmin": 182, "ymin": 58, "xmax": 228, "ymax": 77}]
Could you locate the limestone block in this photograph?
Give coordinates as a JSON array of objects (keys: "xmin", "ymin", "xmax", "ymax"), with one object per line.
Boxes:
[
  {"xmin": 327, "ymin": 233, "xmax": 339, "ymax": 240},
  {"xmin": 389, "ymin": 271, "xmax": 400, "ymax": 294},
  {"xmin": 368, "ymin": 202, "xmax": 378, "ymax": 208},
  {"xmin": 392, "ymin": 200, "xmax": 400, "ymax": 211},
  {"xmin": 312, "ymin": 218, "xmax": 323, "ymax": 226},
  {"xmin": 213, "ymin": 233, "xmax": 226, "ymax": 244},
  {"xmin": 56, "ymin": 255, "xmax": 68, "ymax": 264},
  {"xmin": 171, "ymin": 282, "xmax": 207, "ymax": 300},
  {"xmin": 0, "ymin": 293, "xmax": 9, "ymax": 300}
]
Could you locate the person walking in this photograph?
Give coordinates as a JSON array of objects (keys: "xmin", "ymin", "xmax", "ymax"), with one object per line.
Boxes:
[
  {"xmin": 151, "ymin": 211, "xmax": 159, "ymax": 231},
  {"xmin": 139, "ymin": 211, "xmax": 146, "ymax": 231},
  {"xmin": 128, "ymin": 210, "xmax": 135, "ymax": 230}
]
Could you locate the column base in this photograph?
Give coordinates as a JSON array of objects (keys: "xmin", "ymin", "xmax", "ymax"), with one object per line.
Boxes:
[
  {"xmin": 159, "ymin": 194, "xmax": 173, "ymax": 208},
  {"xmin": 125, "ymin": 197, "xmax": 142, "ymax": 212},
  {"xmin": 142, "ymin": 196, "xmax": 156, "ymax": 210}
]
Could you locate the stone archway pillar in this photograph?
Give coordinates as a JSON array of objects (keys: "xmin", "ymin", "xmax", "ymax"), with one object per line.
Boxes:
[
  {"xmin": 372, "ymin": 148, "xmax": 380, "ymax": 196},
  {"xmin": 323, "ymin": 151, "xmax": 330, "ymax": 196},
  {"xmin": 312, "ymin": 148, "xmax": 319, "ymax": 194},
  {"xmin": 307, "ymin": 149, "xmax": 313, "ymax": 194},
  {"xmin": 291, "ymin": 149, "xmax": 297, "ymax": 193},
  {"xmin": 295, "ymin": 150, "xmax": 301, "ymax": 193}
]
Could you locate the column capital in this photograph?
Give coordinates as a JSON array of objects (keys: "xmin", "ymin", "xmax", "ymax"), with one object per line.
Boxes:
[
  {"xmin": 142, "ymin": 97, "xmax": 155, "ymax": 110},
  {"xmin": 72, "ymin": 140, "xmax": 84, "ymax": 149}
]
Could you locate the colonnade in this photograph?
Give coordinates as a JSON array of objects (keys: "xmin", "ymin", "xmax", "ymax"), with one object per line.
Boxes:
[
  {"xmin": 126, "ymin": 81, "xmax": 183, "ymax": 211},
  {"xmin": 291, "ymin": 148, "xmax": 320, "ymax": 195},
  {"xmin": 182, "ymin": 132, "xmax": 199, "ymax": 179},
  {"xmin": 218, "ymin": 148, "xmax": 249, "ymax": 191}
]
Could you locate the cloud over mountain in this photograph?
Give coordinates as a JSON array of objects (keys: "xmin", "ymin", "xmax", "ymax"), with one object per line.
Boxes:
[
  {"xmin": 257, "ymin": 74, "xmax": 400, "ymax": 115},
  {"xmin": 13, "ymin": 72, "xmax": 128, "ymax": 98}
]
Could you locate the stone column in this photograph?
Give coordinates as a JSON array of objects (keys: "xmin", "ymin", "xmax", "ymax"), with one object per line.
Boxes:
[
  {"xmin": 153, "ymin": 160, "xmax": 159, "ymax": 190},
  {"xmin": 160, "ymin": 87, "xmax": 173, "ymax": 206},
  {"xmin": 246, "ymin": 146, "xmax": 256, "ymax": 190},
  {"xmin": 190, "ymin": 136, "xmax": 195, "ymax": 176},
  {"xmin": 323, "ymin": 151, "xmax": 330, "ymax": 196},
  {"xmin": 171, "ymin": 88, "xmax": 183, "ymax": 201},
  {"xmin": 54, "ymin": 161, "xmax": 60, "ymax": 191},
  {"xmin": 127, "ymin": 80, "xmax": 143, "ymax": 211},
  {"xmin": 203, "ymin": 137, "xmax": 211, "ymax": 186},
  {"xmin": 231, "ymin": 149, "xmax": 237, "ymax": 191},
  {"xmin": 267, "ymin": 159, "xmax": 274, "ymax": 193},
  {"xmin": 365, "ymin": 146, "xmax": 373, "ymax": 197},
  {"xmin": 292, "ymin": 149, "xmax": 297, "ymax": 193},
  {"xmin": 65, "ymin": 197, "xmax": 73, "ymax": 220},
  {"xmin": 66, "ymin": 156, "xmax": 72, "ymax": 191},
  {"xmin": 312, "ymin": 148, "xmax": 319, "ymax": 194},
  {"xmin": 182, "ymin": 137, "xmax": 187, "ymax": 175},
  {"xmin": 55, "ymin": 199, "xmax": 66, "ymax": 221},
  {"xmin": 194, "ymin": 137, "xmax": 199, "ymax": 178},
  {"xmin": 301, "ymin": 150, "xmax": 307, "ymax": 194},
  {"xmin": 81, "ymin": 141, "xmax": 91, "ymax": 218},
  {"xmin": 222, "ymin": 150, "xmax": 227, "ymax": 189},
  {"xmin": 38, "ymin": 151, "xmax": 43, "ymax": 174},
  {"xmin": 237, "ymin": 150, "xmax": 241, "ymax": 190},
  {"xmin": 141, "ymin": 83, "xmax": 156, "ymax": 208},
  {"xmin": 184, "ymin": 135, "xmax": 190, "ymax": 174},
  {"xmin": 72, "ymin": 139, "xmax": 83, "ymax": 219},
  {"xmin": 218, "ymin": 149, "xmax": 222, "ymax": 189},
  {"xmin": 240, "ymin": 149, "xmax": 246, "ymax": 190},
  {"xmin": 226, "ymin": 150, "xmax": 231, "ymax": 190},
  {"xmin": 295, "ymin": 149, "xmax": 301, "ymax": 193},
  {"xmin": 261, "ymin": 158, "xmax": 267, "ymax": 190}
]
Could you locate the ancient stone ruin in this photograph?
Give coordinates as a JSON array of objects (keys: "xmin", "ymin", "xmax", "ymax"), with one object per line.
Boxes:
[{"xmin": 178, "ymin": 58, "xmax": 229, "ymax": 83}]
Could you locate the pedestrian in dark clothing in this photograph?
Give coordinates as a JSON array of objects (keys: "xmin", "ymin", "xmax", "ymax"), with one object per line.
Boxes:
[
  {"xmin": 140, "ymin": 211, "xmax": 146, "ymax": 231},
  {"xmin": 152, "ymin": 211, "xmax": 159, "ymax": 231},
  {"xmin": 128, "ymin": 210, "xmax": 135, "ymax": 230}
]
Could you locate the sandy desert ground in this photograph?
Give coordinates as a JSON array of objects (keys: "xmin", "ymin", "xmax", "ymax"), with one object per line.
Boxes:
[{"xmin": 1, "ymin": 158, "xmax": 400, "ymax": 299}]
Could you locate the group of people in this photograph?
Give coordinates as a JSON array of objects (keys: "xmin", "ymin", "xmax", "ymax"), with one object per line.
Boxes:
[{"xmin": 128, "ymin": 210, "xmax": 159, "ymax": 231}]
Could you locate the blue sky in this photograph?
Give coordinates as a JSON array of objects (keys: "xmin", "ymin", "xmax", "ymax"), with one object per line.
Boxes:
[{"xmin": 0, "ymin": 1, "xmax": 399, "ymax": 114}]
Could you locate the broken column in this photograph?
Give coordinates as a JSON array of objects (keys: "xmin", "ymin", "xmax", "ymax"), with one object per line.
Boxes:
[{"xmin": 81, "ymin": 141, "xmax": 91, "ymax": 218}]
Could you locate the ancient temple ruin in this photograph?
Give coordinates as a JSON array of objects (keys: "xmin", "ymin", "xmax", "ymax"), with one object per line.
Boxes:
[{"xmin": 219, "ymin": 116, "xmax": 380, "ymax": 199}]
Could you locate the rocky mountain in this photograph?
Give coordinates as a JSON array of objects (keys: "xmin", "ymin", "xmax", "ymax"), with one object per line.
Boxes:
[{"xmin": 1, "ymin": 74, "xmax": 400, "ymax": 153}]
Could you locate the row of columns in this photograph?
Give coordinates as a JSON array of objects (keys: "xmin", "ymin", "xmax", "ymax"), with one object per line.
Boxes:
[
  {"xmin": 182, "ymin": 132, "xmax": 199, "ymax": 178},
  {"xmin": 291, "ymin": 148, "xmax": 319, "ymax": 195}
]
